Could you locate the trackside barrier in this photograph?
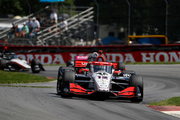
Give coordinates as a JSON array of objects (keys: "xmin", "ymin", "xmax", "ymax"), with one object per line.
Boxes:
[
  {"xmin": 15, "ymin": 50, "xmax": 180, "ymax": 64},
  {"xmin": 1, "ymin": 44, "xmax": 180, "ymax": 64}
]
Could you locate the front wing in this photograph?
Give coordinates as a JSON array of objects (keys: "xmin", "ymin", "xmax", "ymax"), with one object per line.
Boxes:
[{"xmin": 69, "ymin": 83, "xmax": 136, "ymax": 98}]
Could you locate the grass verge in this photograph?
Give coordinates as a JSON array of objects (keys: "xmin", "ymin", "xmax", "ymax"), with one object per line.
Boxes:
[
  {"xmin": 0, "ymin": 70, "xmax": 56, "ymax": 84},
  {"xmin": 149, "ymin": 97, "xmax": 180, "ymax": 106}
]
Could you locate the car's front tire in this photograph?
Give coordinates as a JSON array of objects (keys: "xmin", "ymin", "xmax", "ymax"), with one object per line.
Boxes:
[
  {"xmin": 0, "ymin": 59, "xmax": 6, "ymax": 70},
  {"xmin": 31, "ymin": 59, "xmax": 41, "ymax": 73},
  {"xmin": 119, "ymin": 62, "xmax": 125, "ymax": 71},
  {"xmin": 57, "ymin": 66, "xmax": 74, "ymax": 95},
  {"xmin": 129, "ymin": 75, "xmax": 143, "ymax": 102},
  {"xmin": 61, "ymin": 70, "xmax": 75, "ymax": 98}
]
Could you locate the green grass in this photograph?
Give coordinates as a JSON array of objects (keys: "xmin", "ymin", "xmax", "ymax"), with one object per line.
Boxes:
[
  {"xmin": 0, "ymin": 70, "xmax": 56, "ymax": 84},
  {"xmin": 149, "ymin": 97, "xmax": 180, "ymax": 106}
]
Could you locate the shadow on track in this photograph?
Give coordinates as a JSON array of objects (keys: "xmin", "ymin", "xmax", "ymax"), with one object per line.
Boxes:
[{"xmin": 47, "ymin": 92, "xmax": 142, "ymax": 104}]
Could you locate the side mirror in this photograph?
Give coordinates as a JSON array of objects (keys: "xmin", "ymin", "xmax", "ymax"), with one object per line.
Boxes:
[
  {"xmin": 82, "ymin": 69, "xmax": 89, "ymax": 72},
  {"xmin": 79, "ymin": 68, "xmax": 89, "ymax": 74},
  {"xmin": 114, "ymin": 70, "xmax": 121, "ymax": 75}
]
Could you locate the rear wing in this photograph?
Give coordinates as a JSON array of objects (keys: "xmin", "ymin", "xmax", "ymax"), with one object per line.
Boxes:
[
  {"xmin": 74, "ymin": 60, "xmax": 89, "ymax": 74},
  {"xmin": 74, "ymin": 55, "xmax": 123, "ymax": 72},
  {"xmin": 74, "ymin": 55, "xmax": 89, "ymax": 68},
  {"xmin": 75, "ymin": 61, "xmax": 120, "ymax": 69},
  {"xmin": 75, "ymin": 56, "xmax": 88, "ymax": 61},
  {"xmin": 74, "ymin": 60, "xmax": 89, "ymax": 68}
]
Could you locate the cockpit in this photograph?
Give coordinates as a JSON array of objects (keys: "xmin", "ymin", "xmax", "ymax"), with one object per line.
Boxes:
[
  {"xmin": 89, "ymin": 64, "xmax": 112, "ymax": 74},
  {"xmin": 5, "ymin": 53, "xmax": 18, "ymax": 60}
]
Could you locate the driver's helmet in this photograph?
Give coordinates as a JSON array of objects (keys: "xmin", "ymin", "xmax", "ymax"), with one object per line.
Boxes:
[
  {"xmin": 66, "ymin": 60, "xmax": 74, "ymax": 67},
  {"xmin": 88, "ymin": 52, "xmax": 99, "ymax": 61},
  {"xmin": 4, "ymin": 53, "xmax": 10, "ymax": 59},
  {"xmin": 10, "ymin": 53, "xmax": 17, "ymax": 59}
]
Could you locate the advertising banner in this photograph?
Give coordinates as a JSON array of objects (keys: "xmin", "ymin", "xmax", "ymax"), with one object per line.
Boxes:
[{"xmin": 16, "ymin": 51, "xmax": 180, "ymax": 64}]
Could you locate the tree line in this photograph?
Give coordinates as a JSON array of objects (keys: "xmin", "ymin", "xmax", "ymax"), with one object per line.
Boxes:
[{"xmin": 1, "ymin": 0, "xmax": 180, "ymax": 41}]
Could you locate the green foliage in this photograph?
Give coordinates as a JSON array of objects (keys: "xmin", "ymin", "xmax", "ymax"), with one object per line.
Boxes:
[
  {"xmin": 149, "ymin": 97, "xmax": 180, "ymax": 106},
  {"xmin": 1, "ymin": 0, "xmax": 180, "ymax": 42},
  {"xmin": 0, "ymin": 0, "xmax": 24, "ymax": 16},
  {"xmin": 0, "ymin": 0, "xmax": 75, "ymax": 17},
  {"xmin": 64, "ymin": 0, "xmax": 75, "ymax": 6},
  {"xmin": 74, "ymin": 0, "xmax": 180, "ymax": 41}
]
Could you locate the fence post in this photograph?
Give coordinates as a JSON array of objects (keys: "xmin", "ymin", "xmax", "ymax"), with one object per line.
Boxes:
[
  {"xmin": 94, "ymin": 0, "xmax": 99, "ymax": 39},
  {"xmin": 126, "ymin": 0, "xmax": 130, "ymax": 36},
  {"xmin": 165, "ymin": 0, "xmax": 168, "ymax": 37}
]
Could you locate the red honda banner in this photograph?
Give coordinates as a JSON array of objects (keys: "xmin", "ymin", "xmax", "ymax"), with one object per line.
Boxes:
[{"xmin": 16, "ymin": 51, "xmax": 180, "ymax": 64}]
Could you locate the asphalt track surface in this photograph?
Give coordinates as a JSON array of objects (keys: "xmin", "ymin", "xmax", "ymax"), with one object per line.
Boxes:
[{"xmin": 1, "ymin": 65, "xmax": 180, "ymax": 120}]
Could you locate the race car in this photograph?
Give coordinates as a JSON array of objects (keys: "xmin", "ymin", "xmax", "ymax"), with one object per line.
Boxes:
[
  {"xmin": 57, "ymin": 50, "xmax": 143, "ymax": 102},
  {"xmin": 66, "ymin": 50, "xmax": 130, "ymax": 73},
  {"xmin": 0, "ymin": 49, "xmax": 45, "ymax": 73}
]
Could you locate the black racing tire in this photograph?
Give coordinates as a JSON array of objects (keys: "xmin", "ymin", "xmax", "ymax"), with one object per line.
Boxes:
[
  {"xmin": 63, "ymin": 71, "xmax": 75, "ymax": 83},
  {"xmin": 0, "ymin": 59, "xmax": 6, "ymax": 70},
  {"xmin": 61, "ymin": 71, "xmax": 75, "ymax": 98},
  {"xmin": 129, "ymin": 75, "xmax": 143, "ymax": 102},
  {"xmin": 119, "ymin": 62, "xmax": 125, "ymax": 71},
  {"xmin": 57, "ymin": 70, "xmax": 63, "ymax": 95},
  {"xmin": 57, "ymin": 66, "xmax": 74, "ymax": 95},
  {"xmin": 56, "ymin": 74, "xmax": 61, "ymax": 95},
  {"xmin": 31, "ymin": 59, "xmax": 40, "ymax": 73}
]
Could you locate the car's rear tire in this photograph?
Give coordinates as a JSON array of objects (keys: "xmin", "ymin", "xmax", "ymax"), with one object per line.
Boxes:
[
  {"xmin": 129, "ymin": 75, "xmax": 143, "ymax": 102},
  {"xmin": 0, "ymin": 59, "xmax": 6, "ymax": 70},
  {"xmin": 119, "ymin": 62, "xmax": 125, "ymax": 71},
  {"xmin": 31, "ymin": 59, "xmax": 40, "ymax": 73}
]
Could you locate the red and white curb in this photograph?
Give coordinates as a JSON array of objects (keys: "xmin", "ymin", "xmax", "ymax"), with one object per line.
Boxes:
[
  {"xmin": 148, "ymin": 106, "xmax": 180, "ymax": 118},
  {"xmin": 46, "ymin": 77, "xmax": 56, "ymax": 79}
]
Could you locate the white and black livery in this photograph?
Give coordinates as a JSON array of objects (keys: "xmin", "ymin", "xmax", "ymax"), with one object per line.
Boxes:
[{"xmin": 0, "ymin": 49, "xmax": 45, "ymax": 73}]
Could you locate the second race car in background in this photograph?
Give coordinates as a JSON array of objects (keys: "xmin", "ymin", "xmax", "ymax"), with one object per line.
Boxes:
[
  {"xmin": 66, "ymin": 50, "xmax": 136, "ymax": 76},
  {"xmin": 0, "ymin": 48, "xmax": 45, "ymax": 73}
]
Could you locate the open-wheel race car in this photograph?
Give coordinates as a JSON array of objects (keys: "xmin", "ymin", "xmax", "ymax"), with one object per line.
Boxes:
[
  {"xmin": 0, "ymin": 47, "xmax": 45, "ymax": 73},
  {"xmin": 57, "ymin": 50, "xmax": 143, "ymax": 102}
]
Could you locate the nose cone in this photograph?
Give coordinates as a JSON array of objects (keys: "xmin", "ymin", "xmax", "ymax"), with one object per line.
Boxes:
[{"xmin": 94, "ymin": 72, "xmax": 111, "ymax": 92}]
